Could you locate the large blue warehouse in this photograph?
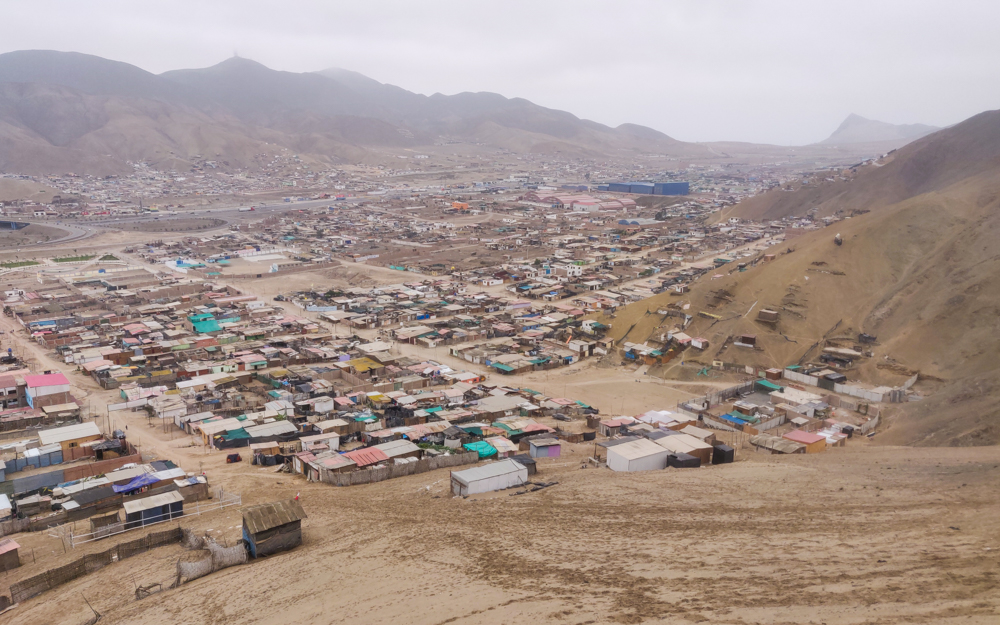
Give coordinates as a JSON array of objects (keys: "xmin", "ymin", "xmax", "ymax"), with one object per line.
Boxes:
[
  {"xmin": 653, "ymin": 182, "xmax": 689, "ymax": 196},
  {"xmin": 629, "ymin": 183, "xmax": 655, "ymax": 194}
]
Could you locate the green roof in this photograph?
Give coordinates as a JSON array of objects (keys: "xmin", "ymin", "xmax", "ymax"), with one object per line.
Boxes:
[
  {"xmin": 463, "ymin": 441, "xmax": 497, "ymax": 459},
  {"xmin": 192, "ymin": 319, "xmax": 221, "ymax": 333},
  {"xmin": 755, "ymin": 380, "xmax": 784, "ymax": 392},
  {"xmin": 219, "ymin": 428, "xmax": 250, "ymax": 441},
  {"xmin": 491, "ymin": 363, "xmax": 514, "ymax": 372}
]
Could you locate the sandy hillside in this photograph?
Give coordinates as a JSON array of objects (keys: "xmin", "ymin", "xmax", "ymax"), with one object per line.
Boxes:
[
  {"xmin": 0, "ymin": 178, "xmax": 62, "ymax": 203},
  {"xmin": 602, "ymin": 111, "xmax": 1000, "ymax": 446}
]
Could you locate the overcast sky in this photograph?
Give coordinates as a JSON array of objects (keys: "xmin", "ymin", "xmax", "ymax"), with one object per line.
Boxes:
[{"xmin": 2, "ymin": 0, "xmax": 998, "ymax": 145}]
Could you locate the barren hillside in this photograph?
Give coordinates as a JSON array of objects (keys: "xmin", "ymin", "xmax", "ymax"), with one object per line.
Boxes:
[
  {"xmin": 604, "ymin": 110, "xmax": 1000, "ymax": 446},
  {"xmin": 719, "ymin": 108, "xmax": 1000, "ymax": 222}
]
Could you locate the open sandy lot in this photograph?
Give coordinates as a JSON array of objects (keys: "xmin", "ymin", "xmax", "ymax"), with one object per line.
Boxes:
[{"xmin": 1, "ymin": 440, "xmax": 997, "ymax": 625}]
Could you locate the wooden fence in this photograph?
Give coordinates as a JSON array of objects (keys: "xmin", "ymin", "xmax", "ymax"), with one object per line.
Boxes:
[
  {"xmin": 323, "ymin": 451, "xmax": 479, "ymax": 487},
  {"xmin": 9, "ymin": 527, "xmax": 182, "ymax": 604}
]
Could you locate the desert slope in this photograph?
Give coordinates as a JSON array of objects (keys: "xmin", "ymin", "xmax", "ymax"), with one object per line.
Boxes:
[
  {"xmin": 606, "ymin": 110, "xmax": 1000, "ymax": 445},
  {"xmin": 721, "ymin": 108, "xmax": 1000, "ymax": 222}
]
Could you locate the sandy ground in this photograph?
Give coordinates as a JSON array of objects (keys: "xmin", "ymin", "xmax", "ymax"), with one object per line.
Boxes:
[
  {"xmin": 93, "ymin": 217, "xmax": 227, "ymax": 233},
  {"xmin": 0, "ymin": 224, "xmax": 70, "ymax": 249},
  {"xmin": 1, "ymin": 441, "xmax": 997, "ymax": 625}
]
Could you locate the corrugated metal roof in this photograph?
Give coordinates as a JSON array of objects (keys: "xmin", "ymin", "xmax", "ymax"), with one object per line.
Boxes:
[
  {"xmin": 607, "ymin": 438, "xmax": 668, "ymax": 461},
  {"xmin": 373, "ymin": 439, "xmax": 420, "ymax": 458},
  {"xmin": 783, "ymin": 429, "xmax": 826, "ymax": 445},
  {"xmin": 342, "ymin": 447, "xmax": 389, "ymax": 467},
  {"xmin": 37, "ymin": 421, "xmax": 102, "ymax": 446},
  {"xmin": 122, "ymin": 490, "xmax": 184, "ymax": 514},
  {"xmin": 0, "ymin": 538, "xmax": 19, "ymax": 555},
  {"xmin": 242, "ymin": 499, "xmax": 307, "ymax": 534},
  {"xmin": 24, "ymin": 373, "xmax": 70, "ymax": 387},
  {"xmin": 245, "ymin": 420, "xmax": 298, "ymax": 438},
  {"xmin": 451, "ymin": 459, "xmax": 526, "ymax": 486}
]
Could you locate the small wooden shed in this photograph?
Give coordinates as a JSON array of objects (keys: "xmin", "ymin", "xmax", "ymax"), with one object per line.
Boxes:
[
  {"xmin": 0, "ymin": 538, "xmax": 19, "ymax": 571},
  {"xmin": 123, "ymin": 491, "xmax": 184, "ymax": 530},
  {"xmin": 242, "ymin": 499, "xmax": 307, "ymax": 558}
]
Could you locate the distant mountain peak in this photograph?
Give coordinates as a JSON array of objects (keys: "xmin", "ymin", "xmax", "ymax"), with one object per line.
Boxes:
[
  {"xmin": 200, "ymin": 56, "xmax": 272, "ymax": 73},
  {"xmin": 820, "ymin": 114, "xmax": 939, "ymax": 146}
]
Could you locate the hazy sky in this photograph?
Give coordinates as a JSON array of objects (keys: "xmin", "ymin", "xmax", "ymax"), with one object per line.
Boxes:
[{"xmin": 2, "ymin": 0, "xmax": 998, "ymax": 145}]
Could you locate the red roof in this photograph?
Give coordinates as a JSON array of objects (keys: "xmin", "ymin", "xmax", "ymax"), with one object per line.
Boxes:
[
  {"xmin": 24, "ymin": 373, "xmax": 69, "ymax": 388},
  {"xmin": 782, "ymin": 430, "xmax": 826, "ymax": 445},
  {"xmin": 600, "ymin": 418, "xmax": 633, "ymax": 427},
  {"xmin": 0, "ymin": 538, "xmax": 19, "ymax": 555},
  {"xmin": 342, "ymin": 447, "xmax": 389, "ymax": 467},
  {"xmin": 523, "ymin": 423, "xmax": 555, "ymax": 433}
]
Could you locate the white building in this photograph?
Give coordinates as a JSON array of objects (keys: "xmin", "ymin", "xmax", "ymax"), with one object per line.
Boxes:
[
  {"xmin": 451, "ymin": 459, "xmax": 528, "ymax": 496},
  {"xmin": 606, "ymin": 439, "xmax": 670, "ymax": 472}
]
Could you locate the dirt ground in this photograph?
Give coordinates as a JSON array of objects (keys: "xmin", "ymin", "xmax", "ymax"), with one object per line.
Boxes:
[
  {"xmin": 93, "ymin": 217, "xmax": 227, "ymax": 232},
  {"xmin": 2, "ymin": 440, "xmax": 997, "ymax": 625},
  {"xmin": 0, "ymin": 224, "xmax": 70, "ymax": 249}
]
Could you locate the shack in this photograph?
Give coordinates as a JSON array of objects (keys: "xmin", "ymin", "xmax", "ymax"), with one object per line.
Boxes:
[
  {"xmin": 654, "ymin": 433, "xmax": 713, "ymax": 465},
  {"xmin": 242, "ymin": 499, "xmax": 307, "ymax": 558},
  {"xmin": 37, "ymin": 421, "xmax": 102, "ymax": 455},
  {"xmin": 749, "ymin": 433, "xmax": 805, "ymax": 454},
  {"xmin": 451, "ymin": 459, "xmax": 527, "ymax": 496},
  {"xmin": 123, "ymin": 491, "xmax": 184, "ymax": 529},
  {"xmin": 528, "ymin": 437, "xmax": 561, "ymax": 458},
  {"xmin": 606, "ymin": 438, "xmax": 669, "ymax": 472},
  {"xmin": 0, "ymin": 538, "xmax": 19, "ymax": 571},
  {"xmin": 782, "ymin": 429, "xmax": 827, "ymax": 453}
]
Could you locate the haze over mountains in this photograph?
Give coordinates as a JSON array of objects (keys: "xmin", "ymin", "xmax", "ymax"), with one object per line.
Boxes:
[
  {"xmin": 0, "ymin": 50, "xmax": 938, "ymax": 176},
  {"xmin": 0, "ymin": 50, "xmax": 705, "ymax": 174},
  {"xmin": 819, "ymin": 113, "xmax": 939, "ymax": 146}
]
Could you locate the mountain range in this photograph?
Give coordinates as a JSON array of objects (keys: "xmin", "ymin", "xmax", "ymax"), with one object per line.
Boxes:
[
  {"xmin": 0, "ymin": 50, "xmax": 938, "ymax": 175},
  {"xmin": 0, "ymin": 50, "xmax": 705, "ymax": 174}
]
